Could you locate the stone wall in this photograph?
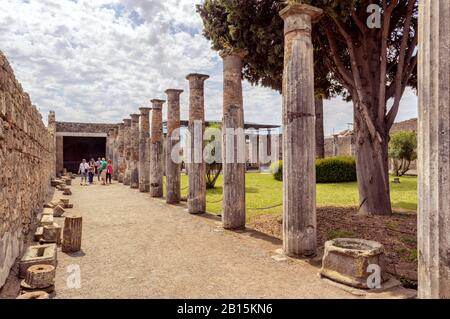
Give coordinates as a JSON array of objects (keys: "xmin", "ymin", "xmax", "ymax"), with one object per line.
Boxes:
[
  {"xmin": 56, "ymin": 122, "xmax": 117, "ymax": 134},
  {"xmin": 0, "ymin": 51, "xmax": 54, "ymax": 288},
  {"xmin": 324, "ymin": 119, "xmax": 418, "ymax": 174}
]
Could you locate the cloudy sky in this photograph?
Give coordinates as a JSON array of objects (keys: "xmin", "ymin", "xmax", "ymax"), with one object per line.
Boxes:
[{"xmin": 0, "ymin": 0, "xmax": 418, "ymax": 136}]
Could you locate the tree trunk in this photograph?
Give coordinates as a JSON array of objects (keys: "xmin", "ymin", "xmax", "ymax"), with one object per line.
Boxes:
[
  {"xmin": 354, "ymin": 111, "xmax": 392, "ymax": 216},
  {"xmin": 315, "ymin": 97, "xmax": 325, "ymax": 159}
]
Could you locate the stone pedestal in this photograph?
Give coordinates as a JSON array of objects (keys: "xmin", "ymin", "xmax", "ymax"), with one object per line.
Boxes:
[
  {"xmin": 150, "ymin": 100, "xmax": 165, "ymax": 198},
  {"xmin": 280, "ymin": 4, "xmax": 322, "ymax": 258},
  {"xmin": 139, "ymin": 108, "xmax": 151, "ymax": 193},
  {"xmin": 220, "ymin": 49, "xmax": 247, "ymax": 230},
  {"xmin": 129, "ymin": 114, "xmax": 140, "ymax": 189},
  {"xmin": 165, "ymin": 89, "xmax": 183, "ymax": 204},
  {"xmin": 123, "ymin": 119, "xmax": 132, "ymax": 186},
  {"xmin": 186, "ymin": 73, "xmax": 209, "ymax": 214},
  {"xmin": 418, "ymin": 0, "xmax": 450, "ymax": 299},
  {"xmin": 62, "ymin": 215, "xmax": 82, "ymax": 253}
]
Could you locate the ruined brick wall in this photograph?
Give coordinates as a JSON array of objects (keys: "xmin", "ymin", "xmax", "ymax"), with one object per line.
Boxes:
[
  {"xmin": 0, "ymin": 51, "xmax": 54, "ymax": 288},
  {"xmin": 56, "ymin": 122, "xmax": 117, "ymax": 134}
]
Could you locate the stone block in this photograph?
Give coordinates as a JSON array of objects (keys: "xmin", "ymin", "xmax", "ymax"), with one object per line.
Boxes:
[
  {"xmin": 40, "ymin": 224, "xmax": 61, "ymax": 245},
  {"xmin": 63, "ymin": 188, "xmax": 72, "ymax": 196},
  {"xmin": 40, "ymin": 214, "xmax": 53, "ymax": 227},
  {"xmin": 19, "ymin": 244, "xmax": 57, "ymax": 278},
  {"xmin": 23, "ymin": 264, "xmax": 55, "ymax": 289},
  {"xmin": 320, "ymin": 238, "xmax": 388, "ymax": 289},
  {"xmin": 34, "ymin": 227, "xmax": 43, "ymax": 242},
  {"xmin": 42, "ymin": 208, "xmax": 53, "ymax": 216},
  {"xmin": 53, "ymin": 205, "xmax": 65, "ymax": 217},
  {"xmin": 16, "ymin": 291, "xmax": 49, "ymax": 299}
]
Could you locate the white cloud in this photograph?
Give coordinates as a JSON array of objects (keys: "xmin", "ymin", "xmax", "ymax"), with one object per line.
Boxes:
[{"xmin": 0, "ymin": 0, "xmax": 417, "ymax": 133}]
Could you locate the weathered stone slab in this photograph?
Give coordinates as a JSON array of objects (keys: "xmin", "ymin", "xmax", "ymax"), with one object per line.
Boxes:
[
  {"xmin": 42, "ymin": 208, "xmax": 54, "ymax": 216},
  {"xmin": 19, "ymin": 244, "xmax": 57, "ymax": 278},
  {"xmin": 63, "ymin": 188, "xmax": 72, "ymax": 196},
  {"xmin": 40, "ymin": 214, "xmax": 54, "ymax": 227},
  {"xmin": 320, "ymin": 238, "xmax": 388, "ymax": 289},
  {"xmin": 16, "ymin": 291, "xmax": 49, "ymax": 299},
  {"xmin": 40, "ymin": 224, "xmax": 62, "ymax": 245},
  {"xmin": 53, "ymin": 205, "xmax": 65, "ymax": 217}
]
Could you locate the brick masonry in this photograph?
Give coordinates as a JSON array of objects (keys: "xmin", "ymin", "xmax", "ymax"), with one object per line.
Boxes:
[{"xmin": 0, "ymin": 51, "xmax": 54, "ymax": 288}]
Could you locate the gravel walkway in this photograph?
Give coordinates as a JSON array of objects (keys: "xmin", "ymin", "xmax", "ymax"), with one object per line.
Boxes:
[{"xmin": 52, "ymin": 179, "xmax": 359, "ymax": 299}]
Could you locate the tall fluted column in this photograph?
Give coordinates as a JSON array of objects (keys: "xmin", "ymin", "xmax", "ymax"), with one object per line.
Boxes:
[
  {"xmin": 280, "ymin": 4, "xmax": 322, "ymax": 258},
  {"xmin": 116, "ymin": 124, "xmax": 124, "ymax": 182},
  {"xmin": 139, "ymin": 107, "xmax": 151, "ymax": 193},
  {"xmin": 315, "ymin": 98, "xmax": 325, "ymax": 159},
  {"xmin": 418, "ymin": 0, "xmax": 450, "ymax": 299},
  {"xmin": 220, "ymin": 49, "xmax": 247, "ymax": 230},
  {"xmin": 123, "ymin": 119, "xmax": 132, "ymax": 186},
  {"xmin": 150, "ymin": 100, "xmax": 165, "ymax": 198},
  {"xmin": 165, "ymin": 89, "xmax": 183, "ymax": 204},
  {"xmin": 129, "ymin": 114, "xmax": 140, "ymax": 189},
  {"xmin": 186, "ymin": 73, "xmax": 209, "ymax": 214}
]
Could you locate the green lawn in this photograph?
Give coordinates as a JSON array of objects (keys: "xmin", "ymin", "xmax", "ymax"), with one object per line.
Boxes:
[{"xmin": 176, "ymin": 173, "xmax": 417, "ymax": 222}]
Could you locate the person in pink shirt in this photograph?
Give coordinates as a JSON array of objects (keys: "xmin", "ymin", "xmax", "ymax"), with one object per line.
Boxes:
[{"xmin": 106, "ymin": 159, "xmax": 113, "ymax": 185}]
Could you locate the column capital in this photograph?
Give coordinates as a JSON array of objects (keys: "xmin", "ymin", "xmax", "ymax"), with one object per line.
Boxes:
[
  {"xmin": 123, "ymin": 119, "xmax": 131, "ymax": 126},
  {"xmin": 139, "ymin": 107, "xmax": 151, "ymax": 115},
  {"xmin": 151, "ymin": 99, "xmax": 165, "ymax": 110},
  {"xmin": 219, "ymin": 48, "xmax": 248, "ymax": 59},
  {"xmin": 48, "ymin": 110, "xmax": 56, "ymax": 124},
  {"xmin": 130, "ymin": 114, "xmax": 140, "ymax": 122},
  {"xmin": 186, "ymin": 73, "xmax": 209, "ymax": 82},
  {"xmin": 165, "ymin": 89, "xmax": 184, "ymax": 97},
  {"xmin": 280, "ymin": 4, "xmax": 323, "ymax": 22}
]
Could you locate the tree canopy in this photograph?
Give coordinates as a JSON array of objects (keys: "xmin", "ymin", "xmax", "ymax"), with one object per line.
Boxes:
[{"xmin": 197, "ymin": 0, "xmax": 419, "ymax": 215}]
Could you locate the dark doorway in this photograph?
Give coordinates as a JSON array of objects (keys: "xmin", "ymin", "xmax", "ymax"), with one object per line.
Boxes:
[{"xmin": 63, "ymin": 136, "xmax": 106, "ymax": 173}]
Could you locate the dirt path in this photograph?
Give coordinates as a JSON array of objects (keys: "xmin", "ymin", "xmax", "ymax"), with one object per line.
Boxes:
[{"xmin": 51, "ymin": 179, "xmax": 363, "ymax": 299}]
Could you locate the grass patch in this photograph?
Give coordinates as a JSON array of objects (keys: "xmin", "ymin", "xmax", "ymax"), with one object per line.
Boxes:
[
  {"xmin": 327, "ymin": 229, "xmax": 356, "ymax": 240},
  {"xmin": 174, "ymin": 173, "xmax": 417, "ymax": 222}
]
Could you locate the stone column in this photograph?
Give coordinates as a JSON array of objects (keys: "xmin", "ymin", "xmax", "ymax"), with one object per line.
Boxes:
[
  {"xmin": 129, "ymin": 114, "xmax": 140, "ymax": 189},
  {"xmin": 165, "ymin": 89, "xmax": 183, "ymax": 204},
  {"xmin": 280, "ymin": 4, "xmax": 322, "ymax": 258},
  {"xmin": 220, "ymin": 50, "xmax": 247, "ymax": 229},
  {"xmin": 112, "ymin": 126, "xmax": 119, "ymax": 180},
  {"xmin": 115, "ymin": 124, "xmax": 124, "ymax": 181},
  {"xmin": 186, "ymin": 73, "xmax": 209, "ymax": 214},
  {"xmin": 139, "ymin": 107, "xmax": 151, "ymax": 193},
  {"xmin": 418, "ymin": 0, "xmax": 450, "ymax": 299},
  {"xmin": 123, "ymin": 119, "xmax": 132, "ymax": 186},
  {"xmin": 150, "ymin": 99, "xmax": 165, "ymax": 198},
  {"xmin": 315, "ymin": 98, "xmax": 325, "ymax": 159},
  {"xmin": 47, "ymin": 111, "xmax": 56, "ymax": 178}
]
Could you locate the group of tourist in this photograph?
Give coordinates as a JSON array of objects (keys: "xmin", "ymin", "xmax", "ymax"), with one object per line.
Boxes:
[{"xmin": 78, "ymin": 157, "xmax": 113, "ymax": 186}]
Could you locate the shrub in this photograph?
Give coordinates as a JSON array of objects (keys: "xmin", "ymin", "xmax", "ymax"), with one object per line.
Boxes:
[
  {"xmin": 271, "ymin": 157, "xmax": 357, "ymax": 183},
  {"xmin": 270, "ymin": 160, "xmax": 283, "ymax": 181},
  {"xmin": 316, "ymin": 156, "xmax": 357, "ymax": 183}
]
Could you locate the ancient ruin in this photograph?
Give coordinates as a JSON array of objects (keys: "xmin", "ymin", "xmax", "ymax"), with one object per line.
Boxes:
[
  {"xmin": 0, "ymin": 0, "xmax": 449, "ymax": 301},
  {"xmin": 280, "ymin": 3, "xmax": 321, "ymax": 258}
]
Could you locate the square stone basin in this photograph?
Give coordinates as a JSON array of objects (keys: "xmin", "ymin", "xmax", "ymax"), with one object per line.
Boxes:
[
  {"xmin": 19, "ymin": 244, "xmax": 57, "ymax": 278},
  {"xmin": 320, "ymin": 238, "xmax": 388, "ymax": 289}
]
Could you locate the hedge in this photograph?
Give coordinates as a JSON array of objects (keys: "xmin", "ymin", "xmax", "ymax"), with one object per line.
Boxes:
[{"xmin": 270, "ymin": 156, "xmax": 357, "ymax": 183}]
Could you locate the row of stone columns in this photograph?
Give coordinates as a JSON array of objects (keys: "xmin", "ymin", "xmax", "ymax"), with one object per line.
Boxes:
[{"xmin": 104, "ymin": 1, "xmax": 448, "ymax": 299}]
